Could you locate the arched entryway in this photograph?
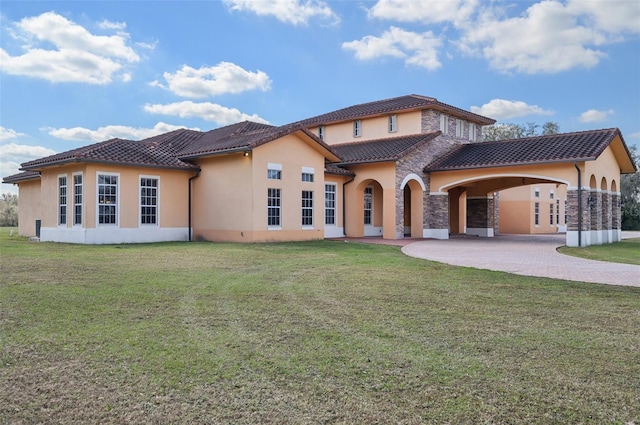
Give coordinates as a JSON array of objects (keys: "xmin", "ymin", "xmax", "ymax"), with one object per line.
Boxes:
[{"xmin": 400, "ymin": 174, "xmax": 425, "ymax": 238}]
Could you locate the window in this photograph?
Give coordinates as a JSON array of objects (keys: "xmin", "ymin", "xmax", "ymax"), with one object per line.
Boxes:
[
  {"xmin": 325, "ymin": 184, "xmax": 336, "ymax": 225},
  {"xmin": 268, "ymin": 163, "xmax": 282, "ymax": 180},
  {"xmin": 58, "ymin": 175, "xmax": 67, "ymax": 225},
  {"xmin": 550, "ymin": 204, "xmax": 554, "ymax": 225},
  {"xmin": 388, "ymin": 115, "xmax": 397, "ymax": 133},
  {"xmin": 534, "ymin": 188, "xmax": 540, "ymax": 198},
  {"xmin": 353, "ymin": 120, "xmax": 362, "ymax": 137},
  {"xmin": 364, "ymin": 186, "xmax": 373, "ymax": 225},
  {"xmin": 439, "ymin": 114, "xmax": 449, "ymax": 134},
  {"xmin": 140, "ymin": 177, "xmax": 158, "ymax": 225},
  {"xmin": 534, "ymin": 202, "xmax": 540, "ymax": 226},
  {"xmin": 469, "ymin": 124, "xmax": 477, "ymax": 141},
  {"xmin": 301, "ymin": 167, "xmax": 314, "ymax": 182},
  {"xmin": 456, "ymin": 119, "xmax": 464, "ymax": 137},
  {"xmin": 550, "ymin": 191, "xmax": 554, "ymax": 200},
  {"xmin": 318, "ymin": 125, "xmax": 325, "ymax": 140},
  {"xmin": 302, "ymin": 190, "xmax": 313, "ymax": 227},
  {"xmin": 556, "ymin": 199, "xmax": 560, "ymax": 225},
  {"xmin": 564, "ymin": 199, "xmax": 568, "ymax": 225},
  {"xmin": 267, "ymin": 188, "xmax": 281, "ymax": 228},
  {"xmin": 98, "ymin": 174, "xmax": 118, "ymax": 225},
  {"xmin": 73, "ymin": 173, "xmax": 82, "ymax": 225}
]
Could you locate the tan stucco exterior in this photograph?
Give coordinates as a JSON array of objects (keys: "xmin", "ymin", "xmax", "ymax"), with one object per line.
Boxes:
[
  {"xmin": 500, "ymin": 184, "xmax": 568, "ymax": 234},
  {"xmin": 15, "ymin": 178, "xmax": 41, "ymax": 237}
]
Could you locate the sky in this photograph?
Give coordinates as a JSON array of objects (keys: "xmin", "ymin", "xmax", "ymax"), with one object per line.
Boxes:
[{"xmin": 1, "ymin": 0, "xmax": 639, "ymax": 194}]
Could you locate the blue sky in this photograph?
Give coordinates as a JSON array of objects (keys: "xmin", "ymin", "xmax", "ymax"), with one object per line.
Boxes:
[{"xmin": 1, "ymin": 0, "xmax": 639, "ymax": 194}]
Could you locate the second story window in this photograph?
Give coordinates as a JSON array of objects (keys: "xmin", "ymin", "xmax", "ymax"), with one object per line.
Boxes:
[
  {"xmin": 353, "ymin": 120, "xmax": 362, "ymax": 138},
  {"xmin": 318, "ymin": 126, "xmax": 325, "ymax": 141},
  {"xmin": 388, "ymin": 115, "xmax": 397, "ymax": 133},
  {"xmin": 440, "ymin": 114, "xmax": 449, "ymax": 134},
  {"xmin": 268, "ymin": 163, "xmax": 282, "ymax": 180},
  {"xmin": 469, "ymin": 124, "xmax": 477, "ymax": 141},
  {"xmin": 456, "ymin": 119, "xmax": 464, "ymax": 137}
]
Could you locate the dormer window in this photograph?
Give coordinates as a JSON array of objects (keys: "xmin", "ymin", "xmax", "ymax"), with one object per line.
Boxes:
[
  {"xmin": 439, "ymin": 114, "xmax": 449, "ymax": 134},
  {"xmin": 318, "ymin": 126, "xmax": 325, "ymax": 141},
  {"xmin": 353, "ymin": 120, "xmax": 362, "ymax": 138}
]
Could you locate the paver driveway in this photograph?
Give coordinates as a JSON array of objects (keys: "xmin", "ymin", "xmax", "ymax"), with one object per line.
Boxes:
[{"xmin": 402, "ymin": 233, "xmax": 640, "ymax": 287}]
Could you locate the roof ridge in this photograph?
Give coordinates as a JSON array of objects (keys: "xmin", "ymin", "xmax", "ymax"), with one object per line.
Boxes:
[{"xmin": 481, "ymin": 127, "xmax": 618, "ymax": 144}]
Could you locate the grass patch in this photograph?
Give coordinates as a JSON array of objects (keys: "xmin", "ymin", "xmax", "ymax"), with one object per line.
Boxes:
[
  {"xmin": 1, "ymin": 230, "xmax": 639, "ymax": 424},
  {"xmin": 558, "ymin": 238, "xmax": 640, "ymax": 265}
]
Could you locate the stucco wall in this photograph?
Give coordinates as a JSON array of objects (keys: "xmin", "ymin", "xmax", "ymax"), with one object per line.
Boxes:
[{"xmin": 16, "ymin": 178, "xmax": 41, "ymax": 237}]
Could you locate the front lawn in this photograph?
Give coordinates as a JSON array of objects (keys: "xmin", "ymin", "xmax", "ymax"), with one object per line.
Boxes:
[
  {"xmin": 558, "ymin": 237, "xmax": 640, "ymax": 265},
  {"xmin": 1, "ymin": 231, "xmax": 639, "ymax": 424}
]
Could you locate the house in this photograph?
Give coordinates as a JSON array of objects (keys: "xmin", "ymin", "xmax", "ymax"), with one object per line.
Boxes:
[
  {"xmin": 499, "ymin": 184, "xmax": 569, "ymax": 234},
  {"xmin": 3, "ymin": 94, "xmax": 637, "ymax": 247}
]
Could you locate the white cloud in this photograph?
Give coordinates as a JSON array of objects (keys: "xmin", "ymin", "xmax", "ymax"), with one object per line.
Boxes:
[
  {"xmin": 457, "ymin": 0, "xmax": 640, "ymax": 74},
  {"xmin": 97, "ymin": 19, "xmax": 127, "ymax": 31},
  {"xmin": 470, "ymin": 99, "xmax": 554, "ymax": 120},
  {"xmin": 628, "ymin": 132, "xmax": 640, "ymax": 139},
  {"xmin": 0, "ymin": 143, "xmax": 56, "ymax": 163},
  {"xmin": 0, "ymin": 11, "xmax": 140, "ymax": 84},
  {"xmin": 46, "ymin": 122, "xmax": 198, "ymax": 142},
  {"xmin": 342, "ymin": 26, "xmax": 442, "ymax": 70},
  {"xmin": 223, "ymin": 0, "xmax": 339, "ymax": 25},
  {"xmin": 1, "ymin": 143, "xmax": 56, "ymax": 189},
  {"xmin": 0, "ymin": 126, "xmax": 27, "ymax": 142},
  {"xmin": 578, "ymin": 109, "xmax": 615, "ymax": 123},
  {"xmin": 158, "ymin": 62, "xmax": 272, "ymax": 98},
  {"xmin": 568, "ymin": 0, "xmax": 640, "ymax": 34},
  {"xmin": 144, "ymin": 101, "xmax": 269, "ymax": 125},
  {"xmin": 369, "ymin": 0, "xmax": 477, "ymax": 26}
]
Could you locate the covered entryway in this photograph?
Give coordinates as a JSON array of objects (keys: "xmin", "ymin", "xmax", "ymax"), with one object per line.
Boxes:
[{"xmin": 422, "ymin": 129, "xmax": 636, "ymax": 247}]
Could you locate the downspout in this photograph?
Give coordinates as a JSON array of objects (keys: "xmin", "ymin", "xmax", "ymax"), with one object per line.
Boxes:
[
  {"xmin": 188, "ymin": 171, "xmax": 200, "ymax": 242},
  {"xmin": 342, "ymin": 176, "xmax": 355, "ymax": 237},
  {"xmin": 574, "ymin": 162, "xmax": 582, "ymax": 247}
]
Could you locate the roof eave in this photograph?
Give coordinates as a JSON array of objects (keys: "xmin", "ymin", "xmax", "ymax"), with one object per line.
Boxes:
[
  {"xmin": 424, "ymin": 157, "xmax": 598, "ymax": 173},
  {"xmin": 23, "ymin": 158, "xmax": 199, "ymax": 172}
]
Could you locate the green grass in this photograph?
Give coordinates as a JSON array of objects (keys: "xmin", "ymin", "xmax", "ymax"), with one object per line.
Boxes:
[
  {"xmin": 558, "ymin": 238, "xmax": 640, "ymax": 265},
  {"xmin": 1, "ymin": 228, "xmax": 639, "ymax": 424}
]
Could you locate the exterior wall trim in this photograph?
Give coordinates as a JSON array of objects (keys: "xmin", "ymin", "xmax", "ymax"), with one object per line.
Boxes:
[
  {"xmin": 400, "ymin": 173, "xmax": 426, "ymax": 191},
  {"xmin": 438, "ymin": 173, "xmax": 571, "ymax": 193}
]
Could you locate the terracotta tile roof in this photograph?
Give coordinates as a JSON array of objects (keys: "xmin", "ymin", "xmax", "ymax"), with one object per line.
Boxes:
[
  {"xmin": 295, "ymin": 94, "xmax": 495, "ymax": 127},
  {"xmin": 325, "ymin": 164, "xmax": 355, "ymax": 176},
  {"xmin": 21, "ymin": 129, "xmax": 203, "ymax": 171},
  {"xmin": 424, "ymin": 128, "xmax": 626, "ymax": 172},
  {"xmin": 2, "ymin": 170, "xmax": 40, "ymax": 184},
  {"xmin": 333, "ymin": 132, "xmax": 441, "ymax": 165},
  {"xmin": 177, "ymin": 121, "xmax": 340, "ymax": 161}
]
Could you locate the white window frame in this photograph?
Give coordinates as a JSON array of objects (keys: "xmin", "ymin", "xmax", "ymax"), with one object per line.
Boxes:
[
  {"xmin": 97, "ymin": 172, "xmax": 119, "ymax": 226},
  {"xmin": 534, "ymin": 188, "xmax": 540, "ymax": 198},
  {"xmin": 534, "ymin": 202, "xmax": 540, "ymax": 226},
  {"xmin": 364, "ymin": 186, "xmax": 373, "ymax": 226},
  {"xmin": 73, "ymin": 172, "xmax": 83, "ymax": 226},
  {"xmin": 469, "ymin": 124, "xmax": 476, "ymax": 141},
  {"xmin": 318, "ymin": 126, "xmax": 325, "ymax": 141},
  {"xmin": 140, "ymin": 175, "xmax": 159, "ymax": 226},
  {"xmin": 58, "ymin": 174, "xmax": 67, "ymax": 226},
  {"xmin": 353, "ymin": 120, "xmax": 362, "ymax": 138},
  {"xmin": 301, "ymin": 166, "xmax": 314, "ymax": 183},
  {"xmin": 302, "ymin": 190, "xmax": 313, "ymax": 228},
  {"xmin": 549, "ymin": 203, "xmax": 554, "ymax": 226},
  {"xmin": 388, "ymin": 114, "xmax": 397, "ymax": 133},
  {"xmin": 325, "ymin": 183, "xmax": 337, "ymax": 226},
  {"xmin": 267, "ymin": 188, "xmax": 281, "ymax": 229},
  {"xmin": 456, "ymin": 119, "xmax": 464, "ymax": 138},
  {"xmin": 440, "ymin": 114, "xmax": 449, "ymax": 134},
  {"xmin": 268, "ymin": 162, "xmax": 282, "ymax": 180}
]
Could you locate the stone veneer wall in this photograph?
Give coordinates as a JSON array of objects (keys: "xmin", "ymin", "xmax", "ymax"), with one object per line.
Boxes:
[
  {"xmin": 566, "ymin": 189, "xmax": 590, "ymax": 232},
  {"xmin": 467, "ymin": 198, "xmax": 494, "ymax": 229},
  {"xmin": 612, "ymin": 193, "xmax": 621, "ymax": 230},
  {"xmin": 602, "ymin": 192, "xmax": 611, "ymax": 231},
  {"xmin": 392, "ymin": 109, "xmax": 472, "ymax": 237},
  {"xmin": 590, "ymin": 190, "xmax": 602, "ymax": 231}
]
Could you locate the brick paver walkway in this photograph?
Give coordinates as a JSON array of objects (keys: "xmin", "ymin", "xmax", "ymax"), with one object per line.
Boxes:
[{"xmin": 401, "ymin": 233, "xmax": 639, "ymax": 287}]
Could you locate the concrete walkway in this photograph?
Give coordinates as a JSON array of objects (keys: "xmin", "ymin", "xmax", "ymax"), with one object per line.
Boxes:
[{"xmin": 401, "ymin": 233, "xmax": 640, "ymax": 287}]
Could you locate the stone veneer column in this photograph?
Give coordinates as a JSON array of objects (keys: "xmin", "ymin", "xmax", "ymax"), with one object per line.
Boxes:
[
  {"xmin": 466, "ymin": 196, "xmax": 495, "ymax": 237},
  {"xmin": 424, "ymin": 193, "xmax": 449, "ymax": 239},
  {"xmin": 590, "ymin": 189, "xmax": 603, "ymax": 245},
  {"xmin": 601, "ymin": 191, "xmax": 612, "ymax": 243},
  {"xmin": 611, "ymin": 192, "xmax": 621, "ymax": 242},
  {"xmin": 566, "ymin": 188, "xmax": 591, "ymax": 247}
]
